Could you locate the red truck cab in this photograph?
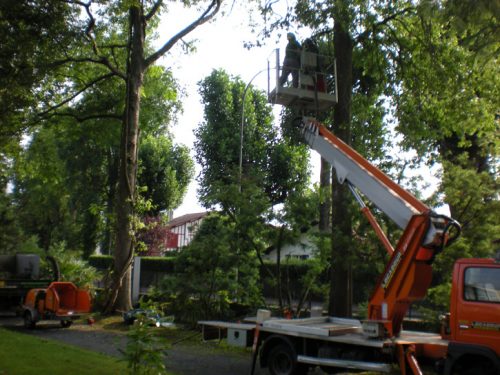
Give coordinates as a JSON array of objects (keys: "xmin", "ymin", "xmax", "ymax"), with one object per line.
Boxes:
[{"xmin": 442, "ymin": 258, "xmax": 500, "ymax": 374}]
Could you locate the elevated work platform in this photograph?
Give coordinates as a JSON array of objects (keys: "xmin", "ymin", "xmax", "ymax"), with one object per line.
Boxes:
[
  {"xmin": 269, "ymin": 85, "xmax": 337, "ymax": 111},
  {"xmin": 268, "ymin": 48, "xmax": 337, "ymax": 112}
]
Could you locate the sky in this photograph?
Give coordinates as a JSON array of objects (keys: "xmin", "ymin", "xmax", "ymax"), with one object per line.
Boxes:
[{"xmin": 156, "ymin": 2, "xmax": 318, "ymax": 217}]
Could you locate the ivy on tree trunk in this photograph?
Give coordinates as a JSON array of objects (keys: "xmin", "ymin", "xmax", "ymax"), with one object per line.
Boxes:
[{"xmin": 328, "ymin": 8, "xmax": 354, "ymax": 318}]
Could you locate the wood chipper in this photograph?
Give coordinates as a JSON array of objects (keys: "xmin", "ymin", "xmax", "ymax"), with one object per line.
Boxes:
[{"xmin": 22, "ymin": 281, "xmax": 91, "ymax": 329}]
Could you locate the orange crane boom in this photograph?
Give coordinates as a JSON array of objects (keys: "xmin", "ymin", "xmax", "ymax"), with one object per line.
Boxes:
[{"xmin": 301, "ymin": 117, "xmax": 460, "ymax": 337}]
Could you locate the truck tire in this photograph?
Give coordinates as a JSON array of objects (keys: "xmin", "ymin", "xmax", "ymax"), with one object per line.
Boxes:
[
  {"xmin": 446, "ymin": 343, "xmax": 500, "ymax": 375},
  {"xmin": 60, "ymin": 320, "xmax": 72, "ymax": 328},
  {"xmin": 267, "ymin": 343, "xmax": 307, "ymax": 375},
  {"xmin": 451, "ymin": 360, "xmax": 497, "ymax": 375},
  {"xmin": 23, "ymin": 311, "xmax": 36, "ymax": 329}
]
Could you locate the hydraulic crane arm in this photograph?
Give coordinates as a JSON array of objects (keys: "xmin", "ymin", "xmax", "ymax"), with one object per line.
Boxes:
[
  {"xmin": 301, "ymin": 117, "xmax": 460, "ymax": 337},
  {"xmin": 302, "ymin": 117, "xmax": 458, "ymax": 249},
  {"xmin": 303, "ymin": 117, "xmax": 427, "ymax": 229}
]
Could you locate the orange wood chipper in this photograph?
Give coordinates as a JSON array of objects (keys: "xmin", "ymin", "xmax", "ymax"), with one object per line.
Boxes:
[{"xmin": 22, "ymin": 281, "xmax": 91, "ymax": 329}]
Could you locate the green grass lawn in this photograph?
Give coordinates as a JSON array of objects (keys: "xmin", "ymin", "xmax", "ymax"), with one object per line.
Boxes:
[{"xmin": 0, "ymin": 327, "xmax": 127, "ymax": 375}]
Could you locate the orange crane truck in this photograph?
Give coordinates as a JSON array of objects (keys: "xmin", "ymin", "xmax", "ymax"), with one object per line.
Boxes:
[
  {"xmin": 22, "ymin": 281, "xmax": 92, "ymax": 329},
  {"xmin": 197, "ymin": 50, "xmax": 500, "ymax": 375},
  {"xmin": 246, "ymin": 117, "xmax": 499, "ymax": 375}
]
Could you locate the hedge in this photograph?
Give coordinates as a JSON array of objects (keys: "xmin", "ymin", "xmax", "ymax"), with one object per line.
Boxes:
[
  {"xmin": 88, "ymin": 255, "xmax": 372, "ymax": 304},
  {"xmin": 88, "ymin": 255, "xmax": 113, "ymax": 270},
  {"xmin": 88, "ymin": 255, "xmax": 175, "ymax": 273},
  {"xmin": 140, "ymin": 256, "xmax": 175, "ymax": 272}
]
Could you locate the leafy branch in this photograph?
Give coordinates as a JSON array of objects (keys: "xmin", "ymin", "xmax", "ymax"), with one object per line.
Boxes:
[
  {"xmin": 355, "ymin": 6, "xmax": 416, "ymax": 45},
  {"xmin": 36, "ymin": 72, "xmax": 117, "ymax": 119}
]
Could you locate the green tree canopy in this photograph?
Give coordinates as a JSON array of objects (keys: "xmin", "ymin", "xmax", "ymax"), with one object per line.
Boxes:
[
  {"xmin": 195, "ymin": 69, "xmax": 310, "ymax": 212},
  {"xmin": 10, "ymin": 64, "xmax": 192, "ymax": 259},
  {"xmin": 390, "ymin": 1, "xmax": 499, "ymax": 277},
  {"xmin": 164, "ymin": 213, "xmax": 262, "ymax": 323},
  {"xmin": 2, "ymin": 0, "xmax": 222, "ymax": 312},
  {"xmin": 138, "ymin": 135, "xmax": 194, "ymax": 215},
  {"xmin": 0, "ymin": 0, "xmax": 75, "ymax": 143}
]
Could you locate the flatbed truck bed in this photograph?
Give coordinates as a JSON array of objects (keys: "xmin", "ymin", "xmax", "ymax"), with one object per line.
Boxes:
[
  {"xmin": 200, "ymin": 315, "xmax": 450, "ymax": 374},
  {"xmin": 201, "ymin": 316, "xmax": 448, "ymax": 347},
  {"xmin": 261, "ymin": 316, "xmax": 447, "ymax": 346}
]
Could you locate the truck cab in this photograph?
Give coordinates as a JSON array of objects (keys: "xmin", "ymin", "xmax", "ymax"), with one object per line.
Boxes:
[{"xmin": 442, "ymin": 258, "xmax": 500, "ymax": 374}]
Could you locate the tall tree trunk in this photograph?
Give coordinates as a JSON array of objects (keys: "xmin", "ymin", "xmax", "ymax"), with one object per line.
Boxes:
[
  {"xmin": 276, "ymin": 226, "xmax": 285, "ymax": 311},
  {"xmin": 328, "ymin": 8, "xmax": 354, "ymax": 317},
  {"xmin": 82, "ymin": 212, "xmax": 98, "ymax": 259},
  {"xmin": 107, "ymin": 6, "xmax": 145, "ymax": 313},
  {"xmin": 102, "ymin": 148, "xmax": 119, "ymax": 255},
  {"xmin": 319, "ymin": 157, "xmax": 331, "ymax": 231}
]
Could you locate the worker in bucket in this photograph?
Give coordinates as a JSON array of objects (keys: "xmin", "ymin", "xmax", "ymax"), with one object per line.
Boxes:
[{"xmin": 279, "ymin": 32, "xmax": 301, "ymax": 88}]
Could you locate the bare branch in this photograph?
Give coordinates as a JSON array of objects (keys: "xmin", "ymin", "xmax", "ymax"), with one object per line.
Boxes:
[
  {"xmin": 100, "ymin": 43, "xmax": 128, "ymax": 50},
  {"xmin": 51, "ymin": 56, "xmax": 126, "ymax": 80},
  {"xmin": 61, "ymin": 0, "xmax": 90, "ymax": 6},
  {"xmin": 144, "ymin": 0, "xmax": 222, "ymax": 68},
  {"xmin": 48, "ymin": 112, "xmax": 122, "ymax": 122},
  {"xmin": 356, "ymin": 7, "xmax": 415, "ymax": 45},
  {"xmin": 37, "ymin": 72, "xmax": 116, "ymax": 118},
  {"xmin": 65, "ymin": 0, "xmax": 99, "ymax": 53},
  {"xmin": 145, "ymin": 0, "xmax": 163, "ymax": 22},
  {"xmin": 61, "ymin": 0, "xmax": 126, "ymax": 79}
]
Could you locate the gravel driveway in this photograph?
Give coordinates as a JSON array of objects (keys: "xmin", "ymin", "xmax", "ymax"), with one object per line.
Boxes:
[{"xmin": 1, "ymin": 316, "xmax": 267, "ymax": 375}]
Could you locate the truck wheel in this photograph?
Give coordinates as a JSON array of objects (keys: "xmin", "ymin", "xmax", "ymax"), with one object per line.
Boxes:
[
  {"xmin": 24, "ymin": 311, "xmax": 36, "ymax": 329},
  {"xmin": 452, "ymin": 361, "xmax": 496, "ymax": 375},
  {"xmin": 268, "ymin": 343, "xmax": 307, "ymax": 375},
  {"xmin": 60, "ymin": 320, "xmax": 72, "ymax": 328}
]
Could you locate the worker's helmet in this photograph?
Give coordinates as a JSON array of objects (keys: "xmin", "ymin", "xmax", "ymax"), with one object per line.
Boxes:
[{"xmin": 287, "ymin": 32, "xmax": 296, "ymax": 40}]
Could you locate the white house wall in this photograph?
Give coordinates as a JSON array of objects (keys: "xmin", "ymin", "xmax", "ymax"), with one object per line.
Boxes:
[
  {"xmin": 264, "ymin": 234, "xmax": 317, "ymax": 262},
  {"xmin": 169, "ymin": 218, "xmax": 203, "ymax": 249}
]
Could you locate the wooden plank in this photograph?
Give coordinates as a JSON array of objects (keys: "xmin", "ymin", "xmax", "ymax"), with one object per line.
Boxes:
[
  {"xmin": 264, "ymin": 317, "xmax": 330, "ymax": 326},
  {"xmin": 263, "ymin": 319, "xmax": 359, "ymax": 337},
  {"xmin": 326, "ymin": 325, "xmax": 360, "ymax": 336}
]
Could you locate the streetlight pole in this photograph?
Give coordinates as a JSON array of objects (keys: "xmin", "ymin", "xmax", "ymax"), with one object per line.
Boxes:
[{"xmin": 239, "ymin": 64, "xmax": 272, "ymax": 191}]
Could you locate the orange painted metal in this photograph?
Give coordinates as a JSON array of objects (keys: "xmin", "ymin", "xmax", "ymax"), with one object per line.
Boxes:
[
  {"xmin": 313, "ymin": 120, "xmax": 429, "ymax": 215},
  {"xmin": 24, "ymin": 281, "xmax": 91, "ymax": 317},
  {"xmin": 416, "ymin": 342, "xmax": 448, "ymax": 360},
  {"xmin": 304, "ymin": 119, "xmax": 449, "ymax": 338},
  {"xmin": 405, "ymin": 345, "xmax": 424, "ymax": 375},
  {"xmin": 24, "ymin": 288, "xmax": 43, "ymax": 311},
  {"xmin": 368, "ymin": 214, "xmax": 434, "ymax": 337},
  {"xmin": 448, "ymin": 259, "xmax": 500, "ymax": 356},
  {"xmin": 396, "ymin": 344, "xmax": 407, "ymax": 375},
  {"xmin": 361, "ymin": 206, "xmax": 394, "ymax": 256},
  {"xmin": 397, "ymin": 343, "xmax": 430, "ymax": 375}
]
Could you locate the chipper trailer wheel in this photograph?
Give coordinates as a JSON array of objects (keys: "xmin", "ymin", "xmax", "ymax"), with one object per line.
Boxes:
[
  {"xmin": 23, "ymin": 311, "xmax": 36, "ymax": 329},
  {"xmin": 60, "ymin": 320, "xmax": 73, "ymax": 328}
]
